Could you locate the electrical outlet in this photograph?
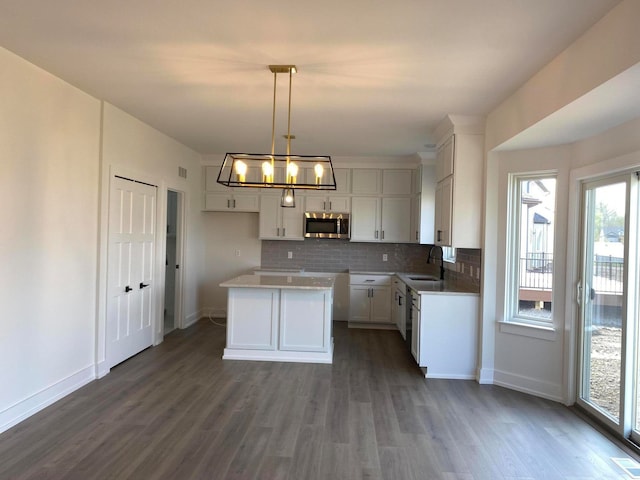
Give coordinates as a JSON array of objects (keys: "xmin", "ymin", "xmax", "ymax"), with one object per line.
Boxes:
[
  {"xmin": 287, "ymin": 251, "xmax": 293, "ymax": 259},
  {"xmin": 382, "ymin": 253, "xmax": 388, "ymax": 262},
  {"xmin": 235, "ymin": 249, "xmax": 241, "ymax": 257}
]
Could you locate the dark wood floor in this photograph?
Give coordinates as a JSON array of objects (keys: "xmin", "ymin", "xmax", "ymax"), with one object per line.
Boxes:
[{"xmin": 0, "ymin": 320, "xmax": 635, "ymax": 480}]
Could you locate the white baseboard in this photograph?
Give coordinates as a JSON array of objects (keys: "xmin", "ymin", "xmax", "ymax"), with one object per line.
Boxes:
[
  {"xmin": 477, "ymin": 367, "xmax": 494, "ymax": 384},
  {"xmin": 183, "ymin": 310, "xmax": 202, "ymax": 328},
  {"xmin": 0, "ymin": 365, "xmax": 95, "ymax": 434},
  {"xmin": 426, "ymin": 373, "xmax": 476, "ymax": 380},
  {"xmin": 493, "ymin": 368, "xmax": 563, "ymax": 403}
]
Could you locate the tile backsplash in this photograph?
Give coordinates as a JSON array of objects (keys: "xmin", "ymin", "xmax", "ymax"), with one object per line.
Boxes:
[{"xmin": 261, "ymin": 240, "xmax": 481, "ymax": 288}]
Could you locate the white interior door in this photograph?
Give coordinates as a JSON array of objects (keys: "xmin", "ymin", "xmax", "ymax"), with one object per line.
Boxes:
[{"xmin": 107, "ymin": 176, "xmax": 156, "ymax": 368}]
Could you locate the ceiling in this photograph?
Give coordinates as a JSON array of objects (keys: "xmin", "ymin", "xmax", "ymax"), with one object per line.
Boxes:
[{"xmin": 0, "ymin": 0, "xmax": 622, "ymax": 157}]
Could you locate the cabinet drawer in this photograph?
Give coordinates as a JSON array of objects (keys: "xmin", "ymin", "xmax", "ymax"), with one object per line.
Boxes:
[{"xmin": 349, "ymin": 274, "xmax": 391, "ymax": 286}]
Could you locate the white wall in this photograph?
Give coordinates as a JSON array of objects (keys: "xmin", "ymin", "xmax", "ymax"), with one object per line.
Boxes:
[
  {"xmin": 481, "ymin": 0, "xmax": 640, "ymax": 402},
  {"xmin": 0, "ymin": 47, "xmax": 203, "ymax": 432},
  {"xmin": 96, "ymin": 104, "xmax": 202, "ymax": 373},
  {"xmin": 0, "ymin": 47, "xmax": 101, "ymax": 431},
  {"xmin": 200, "ymin": 212, "xmax": 262, "ymax": 316},
  {"xmin": 486, "ymin": 0, "xmax": 640, "ymax": 151},
  {"xmin": 488, "ymin": 146, "xmax": 571, "ymax": 401}
]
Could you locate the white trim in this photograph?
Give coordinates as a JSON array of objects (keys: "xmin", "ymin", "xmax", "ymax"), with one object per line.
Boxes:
[
  {"xmin": 564, "ymin": 150, "xmax": 640, "ymax": 406},
  {"xmin": 498, "ymin": 320, "xmax": 557, "ymax": 341},
  {"xmin": 184, "ymin": 310, "xmax": 201, "ymax": 328},
  {"xmin": 425, "ymin": 373, "xmax": 476, "ymax": 380},
  {"xmin": 223, "ymin": 341, "xmax": 334, "ymax": 364},
  {"xmin": 477, "ymin": 367, "xmax": 495, "ymax": 384},
  {"xmin": 493, "ymin": 368, "xmax": 563, "ymax": 403},
  {"xmin": 0, "ymin": 366, "xmax": 95, "ymax": 434}
]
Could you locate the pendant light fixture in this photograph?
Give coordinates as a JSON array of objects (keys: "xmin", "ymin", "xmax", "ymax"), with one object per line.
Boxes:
[{"xmin": 217, "ymin": 65, "xmax": 336, "ymax": 207}]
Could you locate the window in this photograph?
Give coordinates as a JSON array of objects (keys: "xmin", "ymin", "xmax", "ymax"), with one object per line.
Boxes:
[{"xmin": 506, "ymin": 174, "xmax": 557, "ymax": 325}]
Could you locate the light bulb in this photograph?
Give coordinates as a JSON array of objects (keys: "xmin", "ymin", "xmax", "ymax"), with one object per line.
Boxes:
[
  {"xmin": 287, "ymin": 162, "xmax": 298, "ymax": 183},
  {"xmin": 235, "ymin": 160, "xmax": 247, "ymax": 182},
  {"xmin": 262, "ymin": 161, "xmax": 274, "ymax": 183},
  {"xmin": 314, "ymin": 163, "xmax": 324, "ymax": 184}
]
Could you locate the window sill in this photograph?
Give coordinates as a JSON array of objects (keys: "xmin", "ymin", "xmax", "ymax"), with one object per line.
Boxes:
[{"xmin": 498, "ymin": 320, "xmax": 558, "ymax": 342}]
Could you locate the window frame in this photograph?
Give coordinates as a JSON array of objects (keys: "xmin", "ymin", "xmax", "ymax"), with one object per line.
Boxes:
[{"xmin": 505, "ymin": 171, "xmax": 558, "ymax": 329}]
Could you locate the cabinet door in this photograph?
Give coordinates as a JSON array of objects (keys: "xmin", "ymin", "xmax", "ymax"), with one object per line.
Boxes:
[
  {"xmin": 350, "ymin": 197, "xmax": 380, "ymax": 242},
  {"xmin": 398, "ymin": 292, "xmax": 406, "ymax": 339},
  {"xmin": 382, "ymin": 169, "xmax": 412, "ymax": 195},
  {"xmin": 327, "ymin": 196, "xmax": 350, "ymax": 213},
  {"xmin": 370, "ymin": 286, "xmax": 391, "ymax": 323},
  {"xmin": 352, "ymin": 169, "xmax": 381, "ymax": 195},
  {"xmin": 232, "ymin": 194, "xmax": 260, "ymax": 212},
  {"xmin": 305, "ymin": 196, "xmax": 327, "ymax": 212},
  {"xmin": 204, "ymin": 193, "xmax": 232, "ymax": 211},
  {"xmin": 349, "ymin": 286, "xmax": 372, "ymax": 322},
  {"xmin": 259, "ymin": 195, "xmax": 281, "ymax": 239},
  {"xmin": 435, "ymin": 177, "xmax": 453, "ymax": 246},
  {"xmin": 410, "ymin": 195, "xmax": 420, "ymax": 243},
  {"xmin": 381, "ymin": 197, "xmax": 411, "ymax": 243},
  {"xmin": 435, "ymin": 136, "xmax": 454, "ymax": 182},
  {"xmin": 334, "ymin": 169, "xmax": 351, "ymax": 194},
  {"xmin": 411, "ymin": 305, "xmax": 420, "ymax": 362},
  {"xmin": 281, "ymin": 202, "xmax": 304, "ymax": 239}
]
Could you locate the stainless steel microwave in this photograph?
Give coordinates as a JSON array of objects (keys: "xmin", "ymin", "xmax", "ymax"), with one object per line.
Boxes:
[{"xmin": 303, "ymin": 212, "xmax": 350, "ymax": 239}]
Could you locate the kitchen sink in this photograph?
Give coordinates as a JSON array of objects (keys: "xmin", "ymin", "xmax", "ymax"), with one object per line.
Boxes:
[{"xmin": 408, "ymin": 275, "xmax": 440, "ymax": 282}]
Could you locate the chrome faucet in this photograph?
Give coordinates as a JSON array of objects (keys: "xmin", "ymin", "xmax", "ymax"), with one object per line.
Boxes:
[{"xmin": 427, "ymin": 245, "xmax": 445, "ymax": 280}]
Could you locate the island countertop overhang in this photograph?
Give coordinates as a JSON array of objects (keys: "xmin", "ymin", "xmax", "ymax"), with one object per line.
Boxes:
[{"xmin": 220, "ymin": 274, "xmax": 334, "ymax": 290}]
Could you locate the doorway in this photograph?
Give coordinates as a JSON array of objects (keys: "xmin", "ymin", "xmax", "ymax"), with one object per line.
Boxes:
[
  {"xmin": 164, "ymin": 189, "xmax": 184, "ymax": 336},
  {"xmin": 577, "ymin": 172, "xmax": 639, "ymax": 441}
]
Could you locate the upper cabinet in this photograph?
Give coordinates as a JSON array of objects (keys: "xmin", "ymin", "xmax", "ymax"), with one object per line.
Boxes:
[
  {"xmin": 433, "ymin": 115, "xmax": 484, "ymax": 248},
  {"xmin": 259, "ymin": 194, "xmax": 304, "ymax": 240},
  {"xmin": 351, "ymin": 169, "xmax": 381, "ymax": 195},
  {"xmin": 304, "ymin": 168, "xmax": 351, "ymax": 195},
  {"xmin": 202, "ymin": 166, "xmax": 259, "ymax": 212},
  {"xmin": 350, "ymin": 169, "xmax": 414, "ymax": 243}
]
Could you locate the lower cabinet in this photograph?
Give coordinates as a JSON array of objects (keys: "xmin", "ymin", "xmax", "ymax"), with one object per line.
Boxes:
[
  {"xmin": 348, "ymin": 274, "xmax": 391, "ymax": 324},
  {"xmin": 416, "ymin": 293, "xmax": 478, "ymax": 379}
]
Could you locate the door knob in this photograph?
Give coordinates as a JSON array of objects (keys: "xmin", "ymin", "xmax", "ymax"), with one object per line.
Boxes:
[{"xmin": 140, "ymin": 282, "xmax": 150, "ymax": 289}]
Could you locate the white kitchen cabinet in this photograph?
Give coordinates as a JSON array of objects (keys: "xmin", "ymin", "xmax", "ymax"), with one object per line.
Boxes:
[
  {"xmin": 411, "ymin": 300, "xmax": 420, "ymax": 362},
  {"xmin": 416, "ymin": 293, "xmax": 478, "ymax": 379},
  {"xmin": 204, "ymin": 192, "xmax": 260, "ymax": 212},
  {"xmin": 203, "ymin": 165, "xmax": 261, "ymax": 212},
  {"xmin": 392, "ymin": 277, "xmax": 407, "ymax": 338},
  {"xmin": 259, "ymin": 195, "xmax": 304, "ymax": 240},
  {"xmin": 350, "ymin": 196, "xmax": 411, "ymax": 243},
  {"xmin": 350, "ymin": 197, "xmax": 380, "ymax": 242},
  {"xmin": 433, "ymin": 116, "xmax": 484, "ymax": 248},
  {"xmin": 381, "ymin": 197, "xmax": 411, "ymax": 243},
  {"xmin": 349, "ymin": 274, "xmax": 391, "ymax": 324},
  {"xmin": 435, "ymin": 136, "xmax": 454, "ymax": 182},
  {"xmin": 434, "ymin": 175, "xmax": 453, "ymax": 246},
  {"xmin": 382, "ymin": 169, "xmax": 413, "ymax": 195},
  {"xmin": 304, "ymin": 168, "xmax": 351, "ymax": 195},
  {"xmin": 304, "ymin": 195, "xmax": 350, "ymax": 213},
  {"xmin": 351, "ymin": 169, "xmax": 381, "ymax": 195}
]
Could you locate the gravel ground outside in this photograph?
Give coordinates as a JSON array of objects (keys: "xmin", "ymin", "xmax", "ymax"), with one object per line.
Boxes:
[{"xmin": 588, "ymin": 326, "xmax": 621, "ymax": 419}]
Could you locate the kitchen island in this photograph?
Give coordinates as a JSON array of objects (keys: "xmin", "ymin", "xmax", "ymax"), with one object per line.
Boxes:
[{"xmin": 219, "ymin": 274, "xmax": 334, "ymax": 364}]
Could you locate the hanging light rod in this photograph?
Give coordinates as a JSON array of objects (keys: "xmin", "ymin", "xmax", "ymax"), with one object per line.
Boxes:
[{"xmin": 217, "ymin": 64, "xmax": 336, "ymax": 193}]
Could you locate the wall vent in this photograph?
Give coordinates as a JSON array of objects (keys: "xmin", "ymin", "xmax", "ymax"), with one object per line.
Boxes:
[{"xmin": 178, "ymin": 166, "xmax": 187, "ymax": 179}]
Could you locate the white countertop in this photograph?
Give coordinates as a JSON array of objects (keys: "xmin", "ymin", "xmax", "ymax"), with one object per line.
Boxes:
[
  {"xmin": 220, "ymin": 274, "xmax": 335, "ymax": 290},
  {"xmin": 396, "ymin": 273, "xmax": 479, "ymax": 295}
]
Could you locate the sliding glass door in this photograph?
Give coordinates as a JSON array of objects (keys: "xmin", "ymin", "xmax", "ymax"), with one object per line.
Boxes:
[{"xmin": 578, "ymin": 172, "xmax": 639, "ymax": 440}]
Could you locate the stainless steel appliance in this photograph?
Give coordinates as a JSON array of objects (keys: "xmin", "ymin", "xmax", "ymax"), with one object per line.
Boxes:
[{"xmin": 303, "ymin": 212, "xmax": 349, "ymax": 239}]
